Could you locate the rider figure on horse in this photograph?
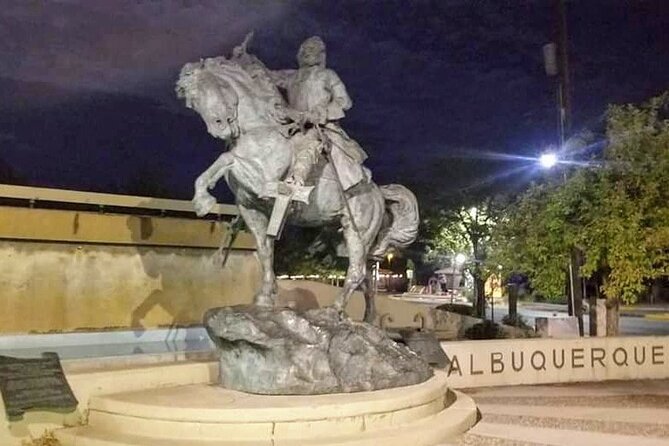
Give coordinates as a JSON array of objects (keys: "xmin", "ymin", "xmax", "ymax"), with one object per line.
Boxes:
[{"xmin": 268, "ymin": 36, "xmax": 369, "ymax": 191}]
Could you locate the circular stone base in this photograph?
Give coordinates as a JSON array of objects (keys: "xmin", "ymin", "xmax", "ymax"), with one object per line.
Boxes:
[{"xmin": 56, "ymin": 371, "xmax": 478, "ymax": 445}]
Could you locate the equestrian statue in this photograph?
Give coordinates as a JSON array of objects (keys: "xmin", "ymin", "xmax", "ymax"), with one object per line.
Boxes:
[
  {"xmin": 176, "ymin": 33, "xmax": 429, "ymax": 395},
  {"xmin": 178, "ymin": 33, "xmax": 419, "ymax": 324}
]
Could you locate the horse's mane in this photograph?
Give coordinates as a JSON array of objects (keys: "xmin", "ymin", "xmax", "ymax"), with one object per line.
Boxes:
[{"xmin": 176, "ymin": 54, "xmax": 285, "ymax": 113}]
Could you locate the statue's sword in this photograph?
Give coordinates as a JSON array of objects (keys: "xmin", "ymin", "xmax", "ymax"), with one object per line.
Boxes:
[{"xmin": 216, "ymin": 215, "xmax": 243, "ymax": 268}]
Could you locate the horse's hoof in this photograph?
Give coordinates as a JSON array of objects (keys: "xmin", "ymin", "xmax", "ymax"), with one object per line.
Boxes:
[
  {"xmin": 254, "ymin": 294, "xmax": 275, "ymax": 308},
  {"xmin": 363, "ymin": 314, "xmax": 376, "ymax": 324},
  {"xmin": 323, "ymin": 305, "xmax": 346, "ymax": 321},
  {"xmin": 193, "ymin": 194, "xmax": 216, "ymax": 216}
]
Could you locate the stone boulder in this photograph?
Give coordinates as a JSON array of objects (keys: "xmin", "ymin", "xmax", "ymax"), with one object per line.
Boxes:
[{"xmin": 204, "ymin": 305, "xmax": 433, "ymax": 394}]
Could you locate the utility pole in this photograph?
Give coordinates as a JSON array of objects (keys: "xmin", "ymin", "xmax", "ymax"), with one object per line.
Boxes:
[
  {"xmin": 555, "ymin": 0, "xmax": 571, "ymax": 139},
  {"xmin": 556, "ymin": 0, "xmax": 584, "ymax": 337},
  {"xmin": 544, "ymin": 0, "xmax": 584, "ymax": 336}
]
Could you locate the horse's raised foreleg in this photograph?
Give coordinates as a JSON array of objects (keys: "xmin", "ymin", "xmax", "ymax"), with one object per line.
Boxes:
[
  {"xmin": 192, "ymin": 152, "xmax": 234, "ymax": 216},
  {"xmin": 238, "ymin": 204, "xmax": 276, "ymax": 307}
]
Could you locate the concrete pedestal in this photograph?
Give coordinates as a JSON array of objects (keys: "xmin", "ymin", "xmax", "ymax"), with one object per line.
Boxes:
[
  {"xmin": 55, "ymin": 370, "xmax": 477, "ymax": 445},
  {"xmin": 535, "ymin": 316, "xmax": 580, "ymax": 338},
  {"xmin": 596, "ymin": 299, "xmax": 608, "ymax": 337}
]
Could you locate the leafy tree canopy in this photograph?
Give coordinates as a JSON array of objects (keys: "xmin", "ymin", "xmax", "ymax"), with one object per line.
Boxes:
[
  {"xmin": 421, "ymin": 198, "xmax": 505, "ymax": 275},
  {"xmin": 493, "ymin": 92, "xmax": 669, "ymax": 304},
  {"xmin": 274, "ymin": 225, "xmax": 348, "ymax": 277}
]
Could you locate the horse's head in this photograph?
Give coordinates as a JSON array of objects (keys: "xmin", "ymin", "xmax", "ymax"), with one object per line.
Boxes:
[
  {"xmin": 176, "ymin": 56, "xmax": 284, "ymax": 141},
  {"xmin": 176, "ymin": 60, "xmax": 242, "ymax": 141}
]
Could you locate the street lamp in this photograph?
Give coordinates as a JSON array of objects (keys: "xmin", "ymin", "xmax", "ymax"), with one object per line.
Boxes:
[
  {"xmin": 451, "ymin": 253, "xmax": 466, "ymax": 303},
  {"xmin": 539, "ymin": 152, "xmax": 558, "ymax": 169}
]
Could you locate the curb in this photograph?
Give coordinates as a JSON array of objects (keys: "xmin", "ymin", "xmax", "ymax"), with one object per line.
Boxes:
[{"xmin": 644, "ymin": 313, "xmax": 669, "ymax": 321}]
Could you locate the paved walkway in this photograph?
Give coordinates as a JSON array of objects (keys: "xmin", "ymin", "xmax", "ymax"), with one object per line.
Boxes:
[{"xmin": 445, "ymin": 380, "xmax": 669, "ymax": 445}]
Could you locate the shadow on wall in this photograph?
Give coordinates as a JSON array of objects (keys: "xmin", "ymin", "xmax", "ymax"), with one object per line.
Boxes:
[{"xmin": 125, "ymin": 201, "xmax": 203, "ymax": 351}]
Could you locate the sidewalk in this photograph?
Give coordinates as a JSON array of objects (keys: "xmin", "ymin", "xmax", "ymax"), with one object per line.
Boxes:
[
  {"xmin": 518, "ymin": 301, "xmax": 669, "ymax": 321},
  {"xmin": 620, "ymin": 305, "xmax": 669, "ymax": 321},
  {"xmin": 448, "ymin": 379, "xmax": 669, "ymax": 445}
]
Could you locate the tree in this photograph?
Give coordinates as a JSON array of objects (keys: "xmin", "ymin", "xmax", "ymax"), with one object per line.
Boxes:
[
  {"xmin": 422, "ymin": 198, "xmax": 506, "ymax": 318},
  {"xmin": 494, "ymin": 93, "xmax": 669, "ymax": 335},
  {"xmin": 489, "ymin": 182, "xmax": 571, "ymax": 301},
  {"xmin": 274, "ymin": 226, "xmax": 348, "ymax": 278}
]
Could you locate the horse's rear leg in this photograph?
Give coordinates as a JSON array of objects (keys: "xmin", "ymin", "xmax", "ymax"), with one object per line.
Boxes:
[
  {"xmin": 333, "ymin": 215, "xmax": 366, "ymax": 314},
  {"xmin": 238, "ymin": 204, "xmax": 276, "ymax": 307},
  {"xmin": 360, "ymin": 270, "xmax": 376, "ymax": 323}
]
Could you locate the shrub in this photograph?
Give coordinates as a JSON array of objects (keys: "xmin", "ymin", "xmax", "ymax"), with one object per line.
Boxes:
[
  {"xmin": 501, "ymin": 313, "xmax": 531, "ymax": 329},
  {"xmin": 436, "ymin": 303, "xmax": 474, "ymax": 317},
  {"xmin": 464, "ymin": 320, "xmax": 505, "ymax": 340}
]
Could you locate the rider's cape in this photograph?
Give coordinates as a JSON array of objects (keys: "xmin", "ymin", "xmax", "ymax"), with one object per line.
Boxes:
[{"xmin": 323, "ymin": 123, "xmax": 369, "ymax": 190}]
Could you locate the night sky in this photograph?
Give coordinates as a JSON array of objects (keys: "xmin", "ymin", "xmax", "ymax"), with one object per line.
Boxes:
[{"xmin": 1, "ymin": 0, "xmax": 668, "ymax": 203}]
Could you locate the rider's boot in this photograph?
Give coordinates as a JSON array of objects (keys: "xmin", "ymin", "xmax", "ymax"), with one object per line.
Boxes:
[
  {"xmin": 285, "ymin": 159, "xmax": 311, "ymax": 187},
  {"xmin": 286, "ymin": 140, "xmax": 319, "ymax": 187}
]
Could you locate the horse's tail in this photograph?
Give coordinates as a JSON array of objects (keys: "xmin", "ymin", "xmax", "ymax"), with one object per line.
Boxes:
[{"xmin": 370, "ymin": 184, "xmax": 419, "ymax": 259}]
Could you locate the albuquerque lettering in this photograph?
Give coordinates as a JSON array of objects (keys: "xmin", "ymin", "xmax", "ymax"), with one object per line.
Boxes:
[{"xmin": 446, "ymin": 344, "xmax": 665, "ymax": 377}]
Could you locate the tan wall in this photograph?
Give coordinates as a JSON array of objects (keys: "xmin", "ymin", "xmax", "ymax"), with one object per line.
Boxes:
[
  {"xmin": 0, "ymin": 206, "xmax": 437, "ymax": 334},
  {"xmin": 441, "ymin": 336, "xmax": 669, "ymax": 388},
  {"xmin": 278, "ymin": 280, "xmax": 438, "ymax": 330},
  {"xmin": 0, "ymin": 206, "xmax": 260, "ymax": 334},
  {"xmin": 0, "ymin": 242, "xmax": 260, "ymax": 333},
  {"xmin": 0, "ymin": 206, "xmax": 255, "ymax": 248}
]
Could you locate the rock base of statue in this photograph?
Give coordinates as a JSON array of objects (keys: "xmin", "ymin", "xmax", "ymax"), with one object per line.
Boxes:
[{"xmin": 204, "ymin": 305, "xmax": 433, "ymax": 394}]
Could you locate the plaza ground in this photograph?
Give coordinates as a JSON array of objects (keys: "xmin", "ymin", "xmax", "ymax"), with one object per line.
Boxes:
[
  {"xmin": 2, "ymin": 324, "xmax": 668, "ymax": 445},
  {"xmin": 394, "ymin": 292, "xmax": 669, "ymax": 336},
  {"xmin": 445, "ymin": 379, "xmax": 669, "ymax": 445},
  {"xmin": 490, "ymin": 302, "xmax": 669, "ymax": 336}
]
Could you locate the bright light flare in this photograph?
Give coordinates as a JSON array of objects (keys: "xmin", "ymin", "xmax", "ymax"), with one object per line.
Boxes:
[
  {"xmin": 539, "ymin": 152, "xmax": 558, "ymax": 169},
  {"xmin": 454, "ymin": 253, "xmax": 467, "ymax": 265}
]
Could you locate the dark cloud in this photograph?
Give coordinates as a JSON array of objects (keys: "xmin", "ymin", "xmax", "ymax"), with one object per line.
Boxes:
[
  {"xmin": 1, "ymin": 0, "xmax": 667, "ymax": 199},
  {"xmin": 0, "ymin": 0, "xmax": 289, "ymax": 95}
]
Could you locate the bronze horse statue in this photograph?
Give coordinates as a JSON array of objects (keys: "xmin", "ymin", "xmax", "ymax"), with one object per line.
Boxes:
[{"xmin": 176, "ymin": 51, "xmax": 418, "ymax": 323}]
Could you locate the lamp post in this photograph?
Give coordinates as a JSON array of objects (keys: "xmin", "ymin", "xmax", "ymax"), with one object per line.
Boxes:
[
  {"xmin": 406, "ymin": 258, "xmax": 415, "ymax": 291},
  {"xmin": 453, "ymin": 253, "xmax": 466, "ymax": 304},
  {"xmin": 537, "ymin": 151, "xmax": 584, "ymax": 336},
  {"xmin": 468, "ymin": 206, "xmax": 486, "ymax": 318}
]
